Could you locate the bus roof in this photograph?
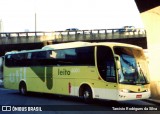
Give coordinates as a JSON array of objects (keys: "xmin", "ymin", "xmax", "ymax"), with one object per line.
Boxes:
[
  {"xmin": 42, "ymin": 41, "xmax": 142, "ymax": 50},
  {"xmin": 42, "ymin": 41, "xmax": 93, "ymax": 50}
]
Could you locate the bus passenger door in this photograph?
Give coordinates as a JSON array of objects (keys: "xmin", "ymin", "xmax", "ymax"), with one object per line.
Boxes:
[{"xmin": 96, "ymin": 46, "xmax": 118, "ymax": 100}]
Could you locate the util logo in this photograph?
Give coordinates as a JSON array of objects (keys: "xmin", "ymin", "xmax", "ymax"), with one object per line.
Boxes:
[{"xmin": 9, "ymin": 68, "xmax": 26, "ymax": 82}]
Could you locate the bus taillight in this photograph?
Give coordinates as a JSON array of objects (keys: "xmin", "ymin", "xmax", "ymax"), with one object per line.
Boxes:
[{"xmin": 68, "ymin": 82, "xmax": 71, "ymax": 94}]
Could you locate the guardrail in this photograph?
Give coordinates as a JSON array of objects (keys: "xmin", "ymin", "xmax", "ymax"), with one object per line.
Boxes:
[{"xmin": 0, "ymin": 28, "xmax": 146, "ymax": 44}]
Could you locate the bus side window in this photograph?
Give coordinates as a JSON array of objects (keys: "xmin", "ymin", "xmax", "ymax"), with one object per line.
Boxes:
[
  {"xmin": 54, "ymin": 47, "xmax": 95, "ymax": 66},
  {"xmin": 49, "ymin": 51, "xmax": 57, "ymax": 58},
  {"xmin": 5, "ymin": 55, "xmax": 12, "ymax": 66},
  {"xmin": 97, "ymin": 46, "xmax": 116, "ymax": 82},
  {"xmin": 30, "ymin": 51, "xmax": 48, "ymax": 66},
  {"xmin": 55, "ymin": 49, "xmax": 76, "ymax": 65},
  {"xmin": 75, "ymin": 46, "xmax": 95, "ymax": 65}
]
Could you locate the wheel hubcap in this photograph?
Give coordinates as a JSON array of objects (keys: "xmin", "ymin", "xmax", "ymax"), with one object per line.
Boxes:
[
  {"xmin": 21, "ymin": 87, "xmax": 25, "ymax": 94},
  {"xmin": 84, "ymin": 91, "xmax": 89, "ymax": 99}
]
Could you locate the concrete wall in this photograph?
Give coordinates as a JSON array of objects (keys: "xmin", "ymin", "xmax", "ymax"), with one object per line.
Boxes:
[{"xmin": 140, "ymin": 6, "xmax": 160, "ymax": 99}]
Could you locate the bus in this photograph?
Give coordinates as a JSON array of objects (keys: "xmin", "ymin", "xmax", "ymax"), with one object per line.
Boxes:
[{"xmin": 3, "ymin": 42, "xmax": 151, "ymax": 101}]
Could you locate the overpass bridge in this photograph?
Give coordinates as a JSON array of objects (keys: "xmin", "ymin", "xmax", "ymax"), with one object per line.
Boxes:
[{"xmin": 0, "ymin": 28, "xmax": 147, "ymax": 56}]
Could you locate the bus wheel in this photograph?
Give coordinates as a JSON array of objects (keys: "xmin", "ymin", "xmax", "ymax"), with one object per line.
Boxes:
[
  {"xmin": 82, "ymin": 86, "xmax": 93, "ymax": 103},
  {"xmin": 19, "ymin": 82, "xmax": 27, "ymax": 95}
]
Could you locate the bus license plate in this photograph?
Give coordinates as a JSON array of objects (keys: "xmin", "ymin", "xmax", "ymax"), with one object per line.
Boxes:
[{"xmin": 136, "ymin": 94, "xmax": 142, "ymax": 98}]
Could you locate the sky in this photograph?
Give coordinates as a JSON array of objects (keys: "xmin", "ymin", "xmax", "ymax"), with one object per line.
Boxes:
[{"xmin": 0, "ymin": 0, "xmax": 144, "ymax": 32}]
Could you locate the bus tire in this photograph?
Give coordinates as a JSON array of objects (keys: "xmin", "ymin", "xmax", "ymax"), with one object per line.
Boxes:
[
  {"xmin": 82, "ymin": 86, "xmax": 93, "ymax": 103},
  {"xmin": 19, "ymin": 81, "xmax": 27, "ymax": 95}
]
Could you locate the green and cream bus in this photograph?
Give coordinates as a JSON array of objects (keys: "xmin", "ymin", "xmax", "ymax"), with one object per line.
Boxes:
[{"xmin": 3, "ymin": 42, "xmax": 151, "ymax": 101}]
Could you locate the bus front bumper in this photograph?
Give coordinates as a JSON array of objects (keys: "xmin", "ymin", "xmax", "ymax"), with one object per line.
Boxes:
[{"xmin": 117, "ymin": 91, "xmax": 151, "ymax": 101}]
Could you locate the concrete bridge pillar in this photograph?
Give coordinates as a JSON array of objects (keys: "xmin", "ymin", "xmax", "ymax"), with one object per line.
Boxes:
[{"xmin": 135, "ymin": 0, "xmax": 160, "ymax": 99}]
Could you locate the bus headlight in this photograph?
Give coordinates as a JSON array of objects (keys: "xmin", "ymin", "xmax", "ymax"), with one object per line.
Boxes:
[
  {"xmin": 120, "ymin": 89, "xmax": 131, "ymax": 93},
  {"xmin": 144, "ymin": 89, "xmax": 150, "ymax": 92}
]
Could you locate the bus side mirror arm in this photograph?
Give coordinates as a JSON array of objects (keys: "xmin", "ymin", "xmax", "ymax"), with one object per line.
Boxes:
[{"xmin": 114, "ymin": 55, "xmax": 121, "ymax": 70}]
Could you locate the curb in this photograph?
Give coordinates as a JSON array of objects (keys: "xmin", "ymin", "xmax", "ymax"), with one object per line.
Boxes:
[{"xmin": 143, "ymin": 99, "xmax": 160, "ymax": 105}]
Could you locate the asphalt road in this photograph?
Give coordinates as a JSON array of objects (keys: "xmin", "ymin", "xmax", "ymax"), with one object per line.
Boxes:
[{"xmin": 0, "ymin": 87, "xmax": 159, "ymax": 114}]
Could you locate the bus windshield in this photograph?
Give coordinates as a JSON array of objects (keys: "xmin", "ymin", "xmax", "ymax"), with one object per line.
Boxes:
[{"xmin": 114, "ymin": 47, "xmax": 150, "ymax": 85}]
